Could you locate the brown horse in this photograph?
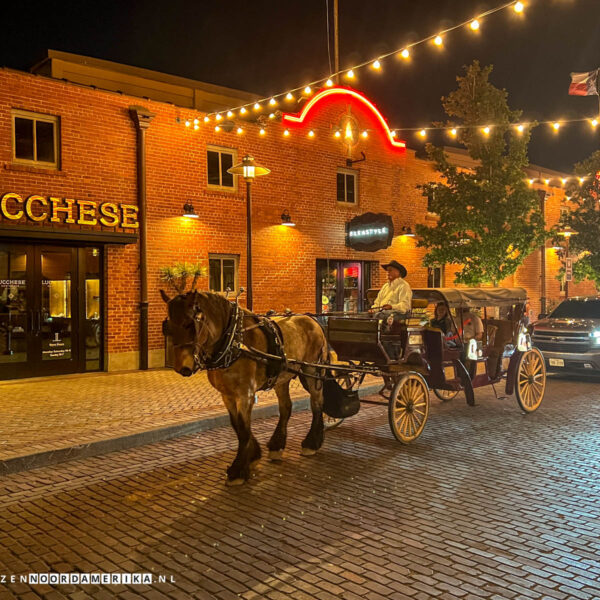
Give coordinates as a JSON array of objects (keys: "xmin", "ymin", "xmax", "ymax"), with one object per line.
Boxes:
[{"xmin": 160, "ymin": 290, "xmax": 329, "ymax": 485}]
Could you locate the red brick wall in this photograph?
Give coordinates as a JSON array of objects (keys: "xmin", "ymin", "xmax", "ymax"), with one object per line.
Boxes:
[{"xmin": 1, "ymin": 68, "xmax": 596, "ymax": 366}]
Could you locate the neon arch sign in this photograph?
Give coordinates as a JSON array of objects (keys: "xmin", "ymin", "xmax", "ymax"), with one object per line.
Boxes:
[{"xmin": 282, "ymin": 87, "xmax": 406, "ymax": 150}]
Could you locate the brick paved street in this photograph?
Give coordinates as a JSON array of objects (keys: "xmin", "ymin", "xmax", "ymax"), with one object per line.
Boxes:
[{"xmin": 1, "ymin": 375, "xmax": 599, "ymax": 600}]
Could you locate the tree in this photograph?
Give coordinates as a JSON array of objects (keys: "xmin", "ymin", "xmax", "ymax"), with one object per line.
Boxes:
[
  {"xmin": 416, "ymin": 61, "xmax": 547, "ymax": 286},
  {"xmin": 556, "ymin": 150, "xmax": 600, "ymax": 287}
]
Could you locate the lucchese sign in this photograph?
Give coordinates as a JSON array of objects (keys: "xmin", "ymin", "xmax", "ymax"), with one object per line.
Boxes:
[{"xmin": 0, "ymin": 193, "xmax": 139, "ymax": 228}]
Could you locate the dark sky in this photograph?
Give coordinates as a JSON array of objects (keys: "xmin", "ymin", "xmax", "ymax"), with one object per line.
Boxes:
[{"xmin": 4, "ymin": 0, "xmax": 600, "ymax": 172}]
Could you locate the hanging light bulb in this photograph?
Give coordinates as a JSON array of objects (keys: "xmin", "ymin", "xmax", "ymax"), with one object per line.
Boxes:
[
  {"xmin": 193, "ymin": 124, "xmax": 199, "ymax": 131},
  {"xmin": 283, "ymin": 129, "xmax": 290, "ymax": 137},
  {"xmin": 579, "ymin": 177, "xmax": 586, "ymax": 184},
  {"xmin": 552, "ymin": 122, "xmax": 561, "ymax": 131},
  {"xmin": 372, "ymin": 60, "xmax": 381, "ymax": 70},
  {"xmin": 259, "ymin": 128, "xmax": 266, "ymax": 136},
  {"xmin": 346, "ymin": 69, "xmax": 355, "ymax": 79},
  {"xmin": 528, "ymin": 179, "xmax": 535, "ymax": 185},
  {"xmin": 185, "ymin": 120, "xmax": 191, "ymax": 127},
  {"xmin": 516, "ymin": 124, "xmax": 525, "ymax": 133},
  {"xmin": 514, "ymin": 1, "xmax": 524, "ymax": 13},
  {"xmin": 269, "ymin": 98, "xmax": 277, "ymax": 106},
  {"xmin": 482, "ymin": 126, "xmax": 491, "ymax": 136},
  {"xmin": 227, "ymin": 111, "xmax": 234, "ymax": 118},
  {"xmin": 240, "ymin": 107, "xmax": 247, "ymax": 115},
  {"xmin": 193, "ymin": 118, "xmax": 199, "ymax": 125},
  {"xmin": 434, "ymin": 35, "xmax": 443, "ymax": 46},
  {"xmin": 334, "ymin": 130, "xmax": 341, "ymax": 138},
  {"xmin": 203, "ymin": 116, "xmax": 210, "ymax": 123},
  {"xmin": 400, "ymin": 48, "xmax": 410, "ymax": 59},
  {"xmin": 449, "ymin": 128, "xmax": 457, "ymax": 137},
  {"xmin": 215, "ymin": 113, "xmax": 223, "ymax": 121},
  {"xmin": 561, "ymin": 178, "xmax": 567, "ymax": 185},
  {"xmin": 286, "ymin": 92, "xmax": 294, "ymax": 101},
  {"xmin": 254, "ymin": 102, "xmax": 261, "ymax": 110},
  {"xmin": 269, "ymin": 113, "xmax": 276, "ymax": 119},
  {"xmin": 419, "ymin": 129, "xmax": 427, "ymax": 138},
  {"xmin": 544, "ymin": 178, "xmax": 550, "ymax": 185},
  {"xmin": 304, "ymin": 86, "xmax": 312, "ymax": 95},
  {"xmin": 591, "ymin": 119, "xmax": 599, "ymax": 128},
  {"xmin": 325, "ymin": 78, "xmax": 334, "ymax": 87},
  {"xmin": 361, "ymin": 130, "xmax": 368, "ymax": 138},
  {"xmin": 237, "ymin": 127, "xmax": 244, "ymax": 134},
  {"xmin": 308, "ymin": 130, "xmax": 315, "ymax": 138},
  {"xmin": 214, "ymin": 125, "xmax": 221, "ymax": 132},
  {"xmin": 391, "ymin": 131, "xmax": 397, "ymax": 138},
  {"xmin": 470, "ymin": 19, "xmax": 480, "ymax": 31}
]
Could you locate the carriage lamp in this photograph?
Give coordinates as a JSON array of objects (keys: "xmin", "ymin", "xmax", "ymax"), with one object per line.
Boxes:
[
  {"xmin": 227, "ymin": 155, "xmax": 271, "ymax": 310},
  {"xmin": 280, "ymin": 209, "xmax": 295, "ymax": 226},
  {"xmin": 182, "ymin": 202, "xmax": 199, "ymax": 218},
  {"xmin": 401, "ymin": 226, "xmax": 415, "ymax": 237}
]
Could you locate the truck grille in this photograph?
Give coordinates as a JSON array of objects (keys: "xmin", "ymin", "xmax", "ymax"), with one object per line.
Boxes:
[{"xmin": 532, "ymin": 331, "xmax": 591, "ymax": 353}]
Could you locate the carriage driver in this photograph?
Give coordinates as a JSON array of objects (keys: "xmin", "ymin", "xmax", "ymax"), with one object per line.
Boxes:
[{"xmin": 369, "ymin": 260, "xmax": 412, "ymax": 314}]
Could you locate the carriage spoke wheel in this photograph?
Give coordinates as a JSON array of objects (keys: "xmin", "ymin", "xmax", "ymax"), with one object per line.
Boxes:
[
  {"xmin": 389, "ymin": 373, "xmax": 430, "ymax": 443},
  {"xmin": 515, "ymin": 348, "xmax": 546, "ymax": 413},
  {"xmin": 433, "ymin": 388, "xmax": 459, "ymax": 402}
]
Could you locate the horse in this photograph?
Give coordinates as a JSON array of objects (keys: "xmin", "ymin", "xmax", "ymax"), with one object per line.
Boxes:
[{"xmin": 160, "ymin": 290, "xmax": 329, "ymax": 485}]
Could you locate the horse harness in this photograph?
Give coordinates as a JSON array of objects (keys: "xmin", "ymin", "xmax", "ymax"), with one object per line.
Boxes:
[{"xmin": 192, "ymin": 301, "xmax": 287, "ymax": 391}]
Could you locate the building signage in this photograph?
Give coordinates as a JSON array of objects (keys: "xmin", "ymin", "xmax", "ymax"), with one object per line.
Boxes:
[
  {"xmin": 0, "ymin": 193, "xmax": 139, "ymax": 229},
  {"xmin": 346, "ymin": 212, "xmax": 394, "ymax": 252}
]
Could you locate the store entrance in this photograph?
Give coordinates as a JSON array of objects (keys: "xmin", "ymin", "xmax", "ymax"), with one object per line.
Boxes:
[
  {"xmin": 316, "ymin": 259, "xmax": 375, "ymax": 314},
  {"xmin": 0, "ymin": 243, "xmax": 103, "ymax": 380}
]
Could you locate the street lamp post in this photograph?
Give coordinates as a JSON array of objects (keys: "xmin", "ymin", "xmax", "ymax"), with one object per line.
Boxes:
[
  {"xmin": 557, "ymin": 226, "xmax": 577, "ymax": 299},
  {"xmin": 227, "ymin": 155, "xmax": 270, "ymax": 311}
]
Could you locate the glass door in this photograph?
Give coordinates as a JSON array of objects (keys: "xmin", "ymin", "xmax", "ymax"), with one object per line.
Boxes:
[
  {"xmin": 0, "ymin": 244, "xmax": 33, "ymax": 379},
  {"xmin": 341, "ymin": 262, "xmax": 361, "ymax": 313},
  {"xmin": 316, "ymin": 260, "xmax": 368, "ymax": 313}
]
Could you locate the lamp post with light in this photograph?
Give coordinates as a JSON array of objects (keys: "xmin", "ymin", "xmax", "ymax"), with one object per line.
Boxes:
[
  {"xmin": 557, "ymin": 225, "xmax": 577, "ymax": 298},
  {"xmin": 227, "ymin": 155, "xmax": 270, "ymax": 311}
]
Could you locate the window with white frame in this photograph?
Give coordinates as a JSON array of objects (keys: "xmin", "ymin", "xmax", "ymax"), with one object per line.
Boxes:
[
  {"xmin": 336, "ymin": 168, "xmax": 358, "ymax": 204},
  {"xmin": 209, "ymin": 254, "xmax": 239, "ymax": 293},
  {"xmin": 207, "ymin": 146, "xmax": 237, "ymax": 190},
  {"xmin": 12, "ymin": 110, "xmax": 59, "ymax": 168},
  {"xmin": 427, "ymin": 266, "xmax": 443, "ymax": 288}
]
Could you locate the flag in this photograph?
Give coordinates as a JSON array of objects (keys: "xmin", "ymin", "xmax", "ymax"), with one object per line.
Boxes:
[{"xmin": 569, "ymin": 70, "xmax": 599, "ymax": 96}]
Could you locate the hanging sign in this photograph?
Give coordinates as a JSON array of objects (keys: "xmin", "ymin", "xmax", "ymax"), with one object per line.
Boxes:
[{"xmin": 345, "ymin": 212, "xmax": 394, "ymax": 252}]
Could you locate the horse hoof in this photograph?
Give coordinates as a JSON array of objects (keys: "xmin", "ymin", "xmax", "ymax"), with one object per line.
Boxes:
[
  {"xmin": 268, "ymin": 450, "xmax": 284, "ymax": 461},
  {"xmin": 226, "ymin": 477, "xmax": 246, "ymax": 487},
  {"xmin": 300, "ymin": 447, "xmax": 318, "ymax": 457}
]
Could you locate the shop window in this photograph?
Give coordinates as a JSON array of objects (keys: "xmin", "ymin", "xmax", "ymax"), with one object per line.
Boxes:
[
  {"xmin": 427, "ymin": 266, "xmax": 443, "ymax": 288},
  {"xmin": 207, "ymin": 146, "xmax": 236, "ymax": 190},
  {"xmin": 12, "ymin": 110, "xmax": 59, "ymax": 168},
  {"xmin": 336, "ymin": 169, "xmax": 358, "ymax": 204},
  {"xmin": 209, "ymin": 254, "xmax": 239, "ymax": 293}
]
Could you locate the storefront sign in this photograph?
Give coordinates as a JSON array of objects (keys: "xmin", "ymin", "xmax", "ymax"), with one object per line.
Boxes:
[
  {"xmin": 346, "ymin": 212, "xmax": 394, "ymax": 251},
  {"xmin": 0, "ymin": 193, "xmax": 139, "ymax": 229}
]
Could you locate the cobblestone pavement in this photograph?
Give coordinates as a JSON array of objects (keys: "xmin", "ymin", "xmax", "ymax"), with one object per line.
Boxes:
[
  {"xmin": 0, "ymin": 370, "xmax": 315, "ymax": 461},
  {"xmin": 0, "ymin": 375, "xmax": 599, "ymax": 600}
]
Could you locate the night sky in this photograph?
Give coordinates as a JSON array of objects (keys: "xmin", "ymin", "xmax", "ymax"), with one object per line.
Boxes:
[{"xmin": 4, "ymin": 0, "xmax": 600, "ymax": 172}]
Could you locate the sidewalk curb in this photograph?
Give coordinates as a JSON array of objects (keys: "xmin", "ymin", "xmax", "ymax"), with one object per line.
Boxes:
[{"xmin": 0, "ymin": 384, "xmax": 381, "ymax": 475}]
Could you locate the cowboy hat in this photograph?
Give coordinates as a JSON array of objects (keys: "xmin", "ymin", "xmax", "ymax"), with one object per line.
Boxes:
[{"xmin": 381, "ymin": 260, "xmax": 407, "ymax": 278}]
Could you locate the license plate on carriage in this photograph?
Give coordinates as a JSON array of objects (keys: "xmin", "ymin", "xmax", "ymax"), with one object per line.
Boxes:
[{"xmin": 549, "ymin": 358, "xmax": 564, "ymax": 367}]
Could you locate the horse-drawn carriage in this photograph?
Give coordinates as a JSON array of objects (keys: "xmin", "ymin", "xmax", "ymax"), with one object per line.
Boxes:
[
  {"xmin": 323, "ymin": 286, "xmax": 546, "ymax": 443},
  {"xmin": 162, "ymin": 285, "xmax": 545, "ymax": 484}
]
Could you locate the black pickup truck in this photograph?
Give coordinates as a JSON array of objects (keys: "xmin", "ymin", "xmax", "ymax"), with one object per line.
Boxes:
[{"xmin": 531, "ymin": 297, "xmax": 600, "ymax": 372}]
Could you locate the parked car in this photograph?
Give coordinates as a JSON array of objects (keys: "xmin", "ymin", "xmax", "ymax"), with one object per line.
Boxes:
[{"xmin": 531, "ymin": 297, "xmax": 600, "ymax": 372}]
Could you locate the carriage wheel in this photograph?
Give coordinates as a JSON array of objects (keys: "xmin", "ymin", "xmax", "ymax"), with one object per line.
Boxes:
[
  {"xmin": 433, "ymin": 389, "xmax": 459, "ymax": 402},
  {"xmin": 323, "ymin": 413, "xmax": 344, "ymax": 430},
  {"xmin": 388, "ymin": 373, "xmax": 430, "ymax": 443},
  {"xmin": 515, "ymin": 348, "xmax": 546, "ymax": 413}
]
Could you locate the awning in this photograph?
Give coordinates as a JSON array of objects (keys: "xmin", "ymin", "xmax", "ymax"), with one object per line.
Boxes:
[{"xmin": 0, "ymin": 225, "xmax": 138, "ymax": 245}]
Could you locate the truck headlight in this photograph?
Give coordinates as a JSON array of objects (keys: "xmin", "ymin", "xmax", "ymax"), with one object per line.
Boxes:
[{"xmin": 591, "ymin": 330, "xmax": 600, "ymax": 345}]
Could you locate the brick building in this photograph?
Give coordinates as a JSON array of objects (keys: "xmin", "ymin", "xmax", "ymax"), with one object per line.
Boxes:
[{"xmin": 0, "ymin": 51, "xmax": 595, "ymax": 380}]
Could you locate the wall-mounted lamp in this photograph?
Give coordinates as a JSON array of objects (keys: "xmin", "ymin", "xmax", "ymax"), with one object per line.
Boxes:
[
  {"xmin": 281, "ymin": 209, "xmax": 295, "ymax": 226},
  {"xmin": 183, "ymin": 202, "xmax": 199, "ymax": 218},
  {"xmin": 401, "ymin": 226, "xmax": 415, "ymax": 237}
]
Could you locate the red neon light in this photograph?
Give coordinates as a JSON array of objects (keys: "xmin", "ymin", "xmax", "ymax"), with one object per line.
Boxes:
[{"xmin": 283, "ymin": 87, "xmax": 406, "ymax": 149}]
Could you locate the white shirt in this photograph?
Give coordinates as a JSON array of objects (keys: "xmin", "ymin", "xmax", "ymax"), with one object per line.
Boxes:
[
  {"xmin": 461, "ymin": 312, "xmax": 483, "ymax": 341},
  {"xmin": 372, "ymin": 277, "xmax": 412, "ymax": 313}
]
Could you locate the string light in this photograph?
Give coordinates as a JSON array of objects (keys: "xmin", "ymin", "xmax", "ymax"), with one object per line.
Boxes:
[
  {"xmin": 334, "ymin": 130, "xmax": 341, "ymax": 138},
  {"xmin": 283, "ymin": 129, "xmax": 290, "ymax": 137},
  {"xmin": 215, "ymin": 113, "xmax": 222, "ymax": 121},
  {"xmin": 227, "ymin": 111, "xmax": 234, "ymax": 118},
  {"xmin": 552, "ymin": 122, "xmax": 561, "ymax": 131},
  {"xmin": 449, "ymin": 128, "xmax": 458, "ymax": 137},
  {"xmin": 482, "ymin": 126, "xmax": 491, "ymax": 135},
  {"xmin": 591, "ymin": 118, "xmax": 599, "ymax": 128},
  {"xmin": 516, "ymin": 124, "xmax": 524, "ymax": 133},
  {"xmin": 325, "ymin": 78, "xmax": 334, "ymax": 87},
  {"xmin": 237, "ymin": 127, "xmax": 244, "ymax": 134},
  {"xmin": 269, "ymin": 112, "xmax": 276, "ymax": 119},
  {"xmin": 419, "ymin": 129, "xmax": 427, "ymax": 138},
  {"xmin": 269, "ymin": 98, "xmax": 277, "ymax": 106},
  {"xmin": 203, "ymin": 116, "xmax": 210, "ymax": 123},
  {"xmin": 528, "ymin": 179, "xmax": 535, "ymax": 185},
  {"xmin": 361, "ymin": 130, "xmax": 368, "ymax": 138},
  {"xmin": 193, "ymin": 124, "xmax": 199, "ymax": 131},
  {"xmin": 203, "ymin": 0, "xmax": 532, "ymax": 120},
  {"xmin": 579, "ymin": 177, "xmax": 585, "ymax": 184},
  {"xmin": 193, "ymin": 118, "xmax": 199, "ymax": 126},
  {"xmin": 185, "ymin": 120, "xmax": 190, "ymax": 127},
  {"xmin": 254, "ymin": 102, "xmax": 261, "ymax": 110},
  {"xmin": 391, "ymin": 131, "xmax": 397, "ymax": 138},
  {"xmin": 308, "ymin": 130, "xmax": 315, "ymax": 138},
  {"xmin": 561, "ymin": 178, "xmax": 567, "ymax": 185},
  {"xmin": 240, "ymin": 107, "xmax": 247, "ymax": 115},
  {"xmin": 259, "ymin": 128, "xmax": 266, "ymax": 136},
  {"xmin": 214, "ymin": 125, "xmax": 220, "ymax": 132}
]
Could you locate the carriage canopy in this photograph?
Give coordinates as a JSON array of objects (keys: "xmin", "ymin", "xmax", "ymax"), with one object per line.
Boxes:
[{"xmin": 412, "ymin": 287, "xmax": 528, "ymax": 309}]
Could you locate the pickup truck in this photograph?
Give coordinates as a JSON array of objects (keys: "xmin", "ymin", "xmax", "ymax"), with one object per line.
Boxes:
[{"xmin": 531, "ymin": 297, "xmax": 600, "ymax": 372}]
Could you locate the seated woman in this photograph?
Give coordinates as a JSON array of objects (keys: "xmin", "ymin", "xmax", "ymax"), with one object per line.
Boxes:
[{"xmin": 430, "ymin": 302, "xmax": 459, "ymax": 347}]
